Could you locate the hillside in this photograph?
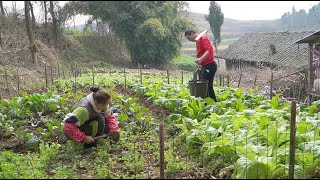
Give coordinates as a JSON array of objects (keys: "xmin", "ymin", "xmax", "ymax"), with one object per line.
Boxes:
[
  {"xmin": 187, "ymin": 12, "xmax": 282, "ymax": 40},
  {"xmin": 180, "ymin": 12, "xmax": 283, "ymax": 56},
  {"xmin": 0, "ymin": 16, "xmax": 130, "ymax": 98}
]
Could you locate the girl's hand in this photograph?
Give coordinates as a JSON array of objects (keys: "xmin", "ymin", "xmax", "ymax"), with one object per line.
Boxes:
[
  {"xmin": 82, "ymin": 136, "xmax": 94, "ymax": 144},
  {"xmin": 195, "ymin": 58, "xmax": 202, "ymax": 65}
]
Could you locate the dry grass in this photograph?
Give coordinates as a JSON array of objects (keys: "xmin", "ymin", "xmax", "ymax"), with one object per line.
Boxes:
[{"xmin": 216, "ymin": 59, "xmax": 305, "ymax": 99}]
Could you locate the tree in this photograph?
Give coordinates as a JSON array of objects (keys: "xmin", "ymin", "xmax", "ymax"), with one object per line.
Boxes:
[
  {"xmin": 42, "ymin": 1, "xmax": 49, "ymax": 43},
  {"xmin": 29, "ymin": 1, "xmax": 36, "ymax": 33},
  {"xmin": 205, "ymin": 1, "xmax": 224, "ymax": 51},
  {"xmin": 0, "ymin": 1, "xmax": 5, "ymax": 16},
  {"xmin": 0, "ymin": 1, "xmax": 4, "ymax": 48},
  {"xmin": 61, "ymin": 1, "xmax": 191, "ymax": 67},
  {"xmin": 297, "ymin": 9, "xmax": 307, "ymax": 30},
  {"xmin": 279, "ymin": 2, "xmax": 320, "ymax": 30},
  {"xmin": 49, "ymin": 1, "xmax": 58, "ymax": 45},
  {"xmin": 24, "ymin": 1, "xmax": 38, "ymax": 64},
  {"xmin": 280, "ymin": 12, "xmax": 289, "ymax": 30}
]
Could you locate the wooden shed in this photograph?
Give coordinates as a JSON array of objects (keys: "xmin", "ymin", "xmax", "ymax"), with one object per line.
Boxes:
[
  {"xmin": 217, "ymin": 31, "xmax": 315, "ymax": 70},
  {"xmin": 295, "ymin": 30, "xmax": 320, "ymax": 105}
]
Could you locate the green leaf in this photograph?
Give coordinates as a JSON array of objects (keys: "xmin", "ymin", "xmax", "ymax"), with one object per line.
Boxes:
[
  {"xmin": 165, "ymin": 114, "xmax": 182, "ymax": 123},
  {"xmin": 233, "ymin": 156, "xmax": 276, "ymax": 179},
  {"xmin": 135, "ymin": 111, "xmax": 143, "ymax": 120},
  {"xmin": 235, "ymin": 98, "xmax": 245, "ymax": 112},
  {"xmin": 270, "ymin": 94, "xmax": 280, "ymax": 109},
  {"xmin": 118, "ymin": 113, "xmax": 129, "ymax": 121},
  {"xmin": 236, "ymin": 145, "xmax": 256, "ymax": 161},
  {"xmin": 235, "ymin": 88, "xmax": 243, "ymax": 98},
  {"xmin": 243, "ymin": 109, "xmax": 256, "ymax": 118}
]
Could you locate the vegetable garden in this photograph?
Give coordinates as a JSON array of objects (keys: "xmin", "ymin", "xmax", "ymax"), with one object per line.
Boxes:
[{"xmin": 1, "ymin": 69, "xmax": 320, "ymax": 179}]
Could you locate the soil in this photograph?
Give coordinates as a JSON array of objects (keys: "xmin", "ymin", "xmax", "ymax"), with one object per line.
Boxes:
[{"xmin": 112, "ymin": 84, "xmax": 232, "ymax": 179}]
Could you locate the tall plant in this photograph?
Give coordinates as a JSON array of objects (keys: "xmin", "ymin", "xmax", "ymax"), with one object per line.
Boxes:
[{"xmin": 205, "ymin": 1, "xmax": 224, "ymax": 51}]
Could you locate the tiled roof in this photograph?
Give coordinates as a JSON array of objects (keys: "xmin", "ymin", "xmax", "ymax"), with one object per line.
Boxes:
[{"xmin": 216, "ymin": 31, "xmax": 315, "ymax": 68}]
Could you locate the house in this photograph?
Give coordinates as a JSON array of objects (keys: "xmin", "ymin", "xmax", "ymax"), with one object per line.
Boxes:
[
  {"xmin": 295, "ymin": 30, "xmax": 320, "ymax": 105},
  {"xmin": 216, "ymin": 31, "xmax": 315, "ymax": 70}
]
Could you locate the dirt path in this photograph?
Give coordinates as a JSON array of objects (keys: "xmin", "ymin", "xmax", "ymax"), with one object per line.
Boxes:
[{"xmin": 114, "ymin": 84, "xmax": 171, "ymax": 121}]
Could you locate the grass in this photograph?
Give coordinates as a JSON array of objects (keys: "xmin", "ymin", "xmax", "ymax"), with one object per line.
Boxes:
[
  {"xmin": 180, "ymin": 37, "xmax": 240, "ymax": 52},
  {"xmin": 171, "ymin": 55, "xmax": 196, "ymax": 71},
  {"xmin": 177, "ymin": 37, "xmax": 239, "ymax": 64},
  {"xmin": 64, "ymin": 29, "xmax": 93, "ymax": 36},
  {"xmin": 181, "ymin": 41, "xmax": 196, "ymax": 49}
]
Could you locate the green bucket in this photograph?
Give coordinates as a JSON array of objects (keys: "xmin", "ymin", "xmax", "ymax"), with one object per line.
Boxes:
[{"xmin": 188, "ymin": 79, "xmax": 208, "ymax": 99}]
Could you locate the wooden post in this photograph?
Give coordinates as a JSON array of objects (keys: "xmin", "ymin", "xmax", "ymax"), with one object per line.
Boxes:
[
  {"xmin": 69, "ymin": 64, "xmax": 72, "ymax": 78},
  {"xmin": 45, "ymin": 63, "xmax": 48, "ymax": 89},
  {"xmin": 181, "ymin": 71, "xmax": 184, "ymax": 84},
  {"xmin": 5, "ymin": 69, "xmax": 10, "ymax": 98},
  {"xmin": 307, "ymin": 44, "xmax": 313, "ymax": 105},
  {"xmin": 238, "ymin": 73, "xmax": 242, "ymax": 88},
  {"xmin": 219, "ymin": 74, "xmax": 222, "ymax": 86},
  {"xmin": 159, "ymin": 122, "xmax": 165, "ymax": 179},
  {"xmin": 50, "ymin": 63, "xmax": 53, "ymax": 85},
  {"xmin": 253, "ymin": 74, "xmax": 257, "ymax": 87},
  {"xmin": 288, "ymin": 101, "xmax": 296, "ymax": 179},
  {"xmin": 124, "ymin": 68, "xmax": 127, "ymax": 92},
  {"xmin": 92, "ymin": 60, "xmax": 95, "ymax": 85},
  {"xmin": 57, "ymin": 63, "xmax": 60, "ymax": 78},
  {"xmin": 17, "ymin": 67, "xmax": 20, "ymax": 92},
  {"xmin": 167, "ymin": 69, "xmax": 170, "ymax": 84},
  {"xmin": 222, "ymin": 74, "xmax": 225, "ymax": 87},
  {"xmin": 292, "ymin": 85, "xmax": 296, "ymax": 99},
  {"xmin": 74, "ymin": 62, "xmax": 77, "ymax": 78},
  {"xmin": 139, "ymin": 63, "xmax": 142, "ymax": 84},
  {"xmin": 270, "ymin": 72, "xmax": 273, "ymax": 100},
  {"xmin": 227, "ymin": 75, "xmax": 230, "ymax": 87},
  {"xmin": 74, "ymin": 62, "xmax": 77, "ymax": 91},
  {"xmin": 298, "ymin": 82, "xmax": 302, "ymax": 103}
]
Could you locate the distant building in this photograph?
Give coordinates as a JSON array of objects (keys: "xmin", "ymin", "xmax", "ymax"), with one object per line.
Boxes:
[{"xmin": 216, "ymin": 31, "xmax": 315, "ymax": 70}]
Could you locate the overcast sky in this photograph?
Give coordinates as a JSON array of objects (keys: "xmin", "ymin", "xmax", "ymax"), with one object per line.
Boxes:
[
  {"xmin": 187, "ymin": 1, "xmax": 320, "ymax": 20},
  {"xmin": 2, "ymin": 1, "xmax": 320, "ymax": 24}
]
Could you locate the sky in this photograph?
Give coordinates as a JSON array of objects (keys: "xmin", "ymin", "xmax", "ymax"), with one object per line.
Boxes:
[
  {"xmin": 2, "ymin": 1, "xmax": 86, "ymax": 26},
  {"xmin": 187, "ymin": 1, "xmax": 320, "ymax": 20},
  {"xmin": 2, "ymin": 1, "xmax": 320, "ymax": 24}
]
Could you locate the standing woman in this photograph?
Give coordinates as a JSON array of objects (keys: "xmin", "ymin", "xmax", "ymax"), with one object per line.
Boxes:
[
  {"xmin": 63, "ymin": 87, "xmax": 120, "ymax": 148},
  {"xmin": 185, "ymin": 29, "xmax": 218, "ymax": 101}
]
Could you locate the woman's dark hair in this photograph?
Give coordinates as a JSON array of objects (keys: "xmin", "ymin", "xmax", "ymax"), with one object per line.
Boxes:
[
  {"xmin": 90, "ymin": 87, "xmax": 111, "ymax": 104},
  {"xmin": 185, "ymin": 30, "xmax": 195, "ymax": 36},
  {"xmin": 90, "ymin": 86, "xmax": 99, "ymax": 92}
]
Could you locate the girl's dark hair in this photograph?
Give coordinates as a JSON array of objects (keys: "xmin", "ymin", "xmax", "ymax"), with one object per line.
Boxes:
[
  {"xmin": 90, "ymin": 86, "xmax": 99, "ymax": 92},
  {"xmin": 185, "ymin": 30, "xmax": 195, "ymax": 36},
  {"xmin": 90, "ymin": 87, "xmax": 111, "ymax": 104}
]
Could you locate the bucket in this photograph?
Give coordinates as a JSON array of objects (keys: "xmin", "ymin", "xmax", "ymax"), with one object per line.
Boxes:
[{"xmin": 188, "ymin": 79, "xmax": 208, "ymax": 99}]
